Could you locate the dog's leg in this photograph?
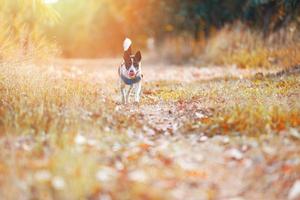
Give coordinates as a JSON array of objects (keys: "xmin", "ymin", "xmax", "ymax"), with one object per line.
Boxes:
[
  {"xmin": 126, "ymin": 86, "xmax": 133, "ymax": 103},
  {"xmin": 121, "ymin": 84, "xmax": 126, "ymax": 104},
  {"xmin": 134, "ymin": 82, "xmax": 142, "ymax": 103}
]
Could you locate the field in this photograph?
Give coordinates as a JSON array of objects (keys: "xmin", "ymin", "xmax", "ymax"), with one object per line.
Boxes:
[{"xmin": 0, "ymin": 58, "xmax": 299, "ymax": 200}]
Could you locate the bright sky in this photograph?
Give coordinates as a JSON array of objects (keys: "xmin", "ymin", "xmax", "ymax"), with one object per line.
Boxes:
[{"xmin": 44, "ymin": 0, "xmax": 59, "ymax": 4}]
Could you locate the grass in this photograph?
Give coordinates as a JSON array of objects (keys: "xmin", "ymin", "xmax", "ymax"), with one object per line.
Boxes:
[
  {"xmin": 158, "ymin": 22, "xmax": 300, "ymax": 69},
  {"xmin": 0, "ymin": 7, "xmax": 300, "ymax": 197},
  {"xmin": 0, "ymin": 56, "xmax": 300, "ymax": 199},
  {"xmin": 178, "ymin": 75, "xmax": 300, "ymax": 136},
  {"xmin": 0, "ymin": 0, "xmax": 59, "ymax": 61}
]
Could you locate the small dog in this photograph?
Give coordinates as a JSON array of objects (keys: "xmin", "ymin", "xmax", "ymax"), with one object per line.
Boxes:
[{"xmin": 118, "ymin": 38, "xmax": 142, "ymax": 104}]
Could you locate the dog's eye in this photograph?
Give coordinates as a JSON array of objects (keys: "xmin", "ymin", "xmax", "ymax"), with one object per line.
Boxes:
[
  {"xmin": 133, "ymin": 62, "xmax": 139, "ymax": 68},
  {"xmin": 125, "ymin": 62, "xmax": 132, "ymax": 69}
]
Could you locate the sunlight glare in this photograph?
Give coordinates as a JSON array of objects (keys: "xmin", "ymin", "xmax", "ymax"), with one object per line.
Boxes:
[{"xmin": 44, "ymin": 0, "xmax": 59, "ymax": 4}]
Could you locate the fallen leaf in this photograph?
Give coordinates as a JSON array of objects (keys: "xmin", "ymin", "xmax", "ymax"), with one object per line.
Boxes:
[
  {"xmin": 51, "ymin": 176, "xmax": 65, "ymax": 190},
  {"xmin": 96, "ymin": 167, "xmax": 117, "ymax": 182},
  {"xmin": 185, "ymin": 170, "xmax": 207, "ymax": 178},
  {"xmin": 288, "ymin": 180, "xmax": 300, "ymax": 200},
  {"xmin": 139, "ymin": 142, "xmax": 151, "ymax": 151},
  {"xmin": 290, "ymin": 128, "xmax": 300, "ymax": 140},
  {"xmin": 199, "ymin": 135, "xmax": 208, "ymax": 142},
  {"xmin": 225, "ymin": 148, "xmax": 243, "ymax": 160},
  {"xmin": 35, "ymin": 170, "xmax": 52, "ymax": 182},
  {"xmin": 74, "ymin": 134, "xmax": 87, "ymax": 145},
  {"xmin": 128, "ymin": 170, "xmax": 148, "ymax": 182}
]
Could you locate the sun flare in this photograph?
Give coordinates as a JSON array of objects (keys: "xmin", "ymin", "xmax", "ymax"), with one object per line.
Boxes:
[{"xmin": 44, "ymin": 0, "xmax": 59, "ymax": 4}]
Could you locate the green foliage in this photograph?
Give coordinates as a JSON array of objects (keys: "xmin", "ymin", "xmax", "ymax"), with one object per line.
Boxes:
[{"xmin": 164, "ymin": 0, "xmax": 300, "ymax": 37}]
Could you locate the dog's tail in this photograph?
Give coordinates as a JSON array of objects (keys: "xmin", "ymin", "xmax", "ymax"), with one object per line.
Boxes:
[{"xmin": 123, "ymin": 38, "xmax": 132, "ymax": 54}]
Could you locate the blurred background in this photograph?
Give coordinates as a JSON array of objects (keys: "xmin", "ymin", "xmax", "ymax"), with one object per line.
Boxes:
[{"xmin": 0, "ymin": 0, "xmax": 300, "ymax": 67}]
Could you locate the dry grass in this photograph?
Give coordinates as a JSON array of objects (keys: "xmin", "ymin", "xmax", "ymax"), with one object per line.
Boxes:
[
  {"xmin": 0, "ymin": 0, "xmax": 59, "ymax": 61},
  {"xmin": 0, "ymin": 59, "xmax": 300, "ymax": 199},
  {"xmin": 178, "ymin": 75, "xmax": 300, "ymax": 136},
  {"xmin": 158, "ymin": 22, "xmax": 300, "ymax": 69},
  {"xmin": 0, "ymin": 61, "xmax": 150, "ymax": 199},
  {"xmin": 157, "ymin": 35, "xmax": 206, "ymax": 64}
]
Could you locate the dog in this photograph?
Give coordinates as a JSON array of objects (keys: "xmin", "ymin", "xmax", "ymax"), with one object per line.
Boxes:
[{"xmin": 118, "ymin": 38, "xmax": 142, "ymax": 104}]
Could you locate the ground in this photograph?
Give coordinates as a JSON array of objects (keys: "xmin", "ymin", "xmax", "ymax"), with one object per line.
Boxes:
[{"xmin": 0, "ymin": 58, "xmax": 299, "ymax": 200}]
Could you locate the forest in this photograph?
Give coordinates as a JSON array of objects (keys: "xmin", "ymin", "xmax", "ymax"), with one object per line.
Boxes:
[{"xmin": 2, "ymin": 0, "xmax": 300, "ymax": 57}]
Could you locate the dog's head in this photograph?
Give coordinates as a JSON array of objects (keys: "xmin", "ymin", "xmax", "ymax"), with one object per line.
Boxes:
[{"xmin": 123, "ymin": 50, "xmax": 142, "ymax": 78}]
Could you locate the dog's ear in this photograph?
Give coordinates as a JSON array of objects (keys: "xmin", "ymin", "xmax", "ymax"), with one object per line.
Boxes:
[
  {"xmin": 134, "ymin": 51, "xmax": 142, "ymax": 62},
  {"xmin": 123, "ymin": 51, "xmax": 131, "ymax": 63},
  {"xmin": 126, "ymin": 46, "xmax": 132, "ymax": 56}
]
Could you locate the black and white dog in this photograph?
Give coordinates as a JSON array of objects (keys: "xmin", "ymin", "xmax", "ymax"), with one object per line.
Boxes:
[{"xmin": 118, "ymin": 38, "xmax": 142, "ymax": 104}]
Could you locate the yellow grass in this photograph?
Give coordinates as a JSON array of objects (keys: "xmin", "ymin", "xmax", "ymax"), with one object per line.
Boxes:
[
  {"xmin": 0, "ymin": 0, "xmax": 59, "ymax": 61},
  {"xmin": 205, "ymin": 23, "xmax": 300, "ymax": 68},
  {"xmin": 179, "ymin": 75, "xmax": 300, "ymax": 136},
  {"xmin": 0, "ymin": 56, "xmax": 300, "ymax": 199},
  {"xmin": 158, "ymin": 22, "xmax": 300, "ymax": 69}
]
